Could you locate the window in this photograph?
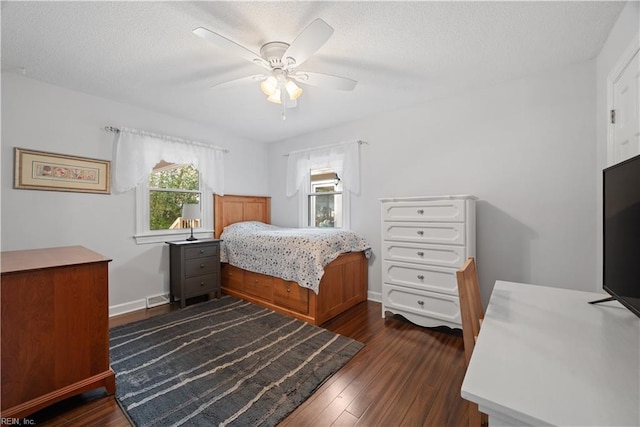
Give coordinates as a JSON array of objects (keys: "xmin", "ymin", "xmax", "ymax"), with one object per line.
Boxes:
[
  {"xmin": 135, "ymin": 161, "xmax": 213, "ymax": 244},
  {"xmin": 301, "ymin": 168, "xmax": 349, "ymax": 228}
]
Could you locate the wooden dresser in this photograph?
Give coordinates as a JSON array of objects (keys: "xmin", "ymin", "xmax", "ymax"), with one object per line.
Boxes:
[
  {"xmin": 1, "ymin": 246, "xmax": 115, "ymax": 419},
  {"xmin": 380, "ymin": 195, "xmax": 476, "ymax": 329}
]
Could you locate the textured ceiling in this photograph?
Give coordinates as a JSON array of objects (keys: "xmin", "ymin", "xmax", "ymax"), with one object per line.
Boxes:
[{"xmin": 1, "ymin": 1, "xmax": 626, "ymax": 143}]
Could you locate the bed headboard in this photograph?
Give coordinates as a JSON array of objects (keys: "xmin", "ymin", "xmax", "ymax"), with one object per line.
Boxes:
[{"xmin": 214, "ymin": 194, "xmax": 271, "ymax": 238}]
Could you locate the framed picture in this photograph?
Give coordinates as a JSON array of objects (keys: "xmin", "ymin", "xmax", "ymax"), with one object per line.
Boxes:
[{"xmin": 14, "ymin": 148, "xmax": 111, "ymax": 194}]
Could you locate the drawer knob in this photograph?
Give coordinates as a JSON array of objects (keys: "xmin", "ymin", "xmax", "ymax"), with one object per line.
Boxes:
[
  {"xmin": 200, "ymin": 263, "xmax": 205, "ymax": 268},
  {"xmin": 417, "ymin": 251, "xmax": 424, "ymax": 257},
  {"xmin": 417, "ymin": 300, "xmax": 425, "ymax": 306},
  {"xmin": 200, "ymin": 281, "xmax": 205, "ymax": 286},
  {"xmin": 417, "ymin": 230, "xmax": 424, "ymax": 236},
  {"xmin": 417, "ymin": 209, "xmax": 424, "ymax": 214},
  {"xmin": 200, "ymin": 249, "xmax": 205, "ymax": 254},
  {"xmin": 417, "ymin": 274, "xmax": 425, "ymax": 280},
  {"xmin": 287, "ymin": 287, "xmax": 291, "ymax": 293}
]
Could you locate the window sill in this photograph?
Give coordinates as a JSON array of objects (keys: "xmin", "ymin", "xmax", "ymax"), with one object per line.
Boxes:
[{"xmin": 134, "ymin": 230, "xmax": 215, "ymax": 245}]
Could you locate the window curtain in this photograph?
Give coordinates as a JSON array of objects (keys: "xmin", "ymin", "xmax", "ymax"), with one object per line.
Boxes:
[
  {"xmin": 112, "ymin": 127, "xmax": 225, "ymax": 194},
  {"xmin": 285, "ymin": 141, "xmax": 361, "ymax": 197}
]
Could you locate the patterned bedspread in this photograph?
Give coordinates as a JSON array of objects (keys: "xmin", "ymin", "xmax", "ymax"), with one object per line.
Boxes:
[{"xmin": 220, "ymin": 221, "xmax": 370, "ymax": 294}]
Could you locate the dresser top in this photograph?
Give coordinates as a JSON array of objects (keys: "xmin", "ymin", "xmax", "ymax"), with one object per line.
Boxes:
[
  {"xmin": 379, "ymin": 194, "xmax": 478, "ymax": 202},
  {"xmin": 1, "ymin": 246, "xmax": 111, "ymax": 274}
]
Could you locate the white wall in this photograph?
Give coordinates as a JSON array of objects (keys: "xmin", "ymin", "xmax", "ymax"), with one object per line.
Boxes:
[
  {"xmin": 595, "ymin": 0, "xmax": 639, "ymax": 287},
  {"xmin": 1, "ymin": 73, "xmax": 269, "ymax": 314},
  {"xmin": 268, "ymin": 60, "xmax": 598, "ymax": 306}
]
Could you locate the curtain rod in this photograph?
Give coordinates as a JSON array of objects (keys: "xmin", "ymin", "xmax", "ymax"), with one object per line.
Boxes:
[
  {"xmin": 283, "ymin": 140, "xmax": 368, "ymax": 157},
  {"xmin": 104, "ymin": 126, "xmax": 229, "ymax": 153}
]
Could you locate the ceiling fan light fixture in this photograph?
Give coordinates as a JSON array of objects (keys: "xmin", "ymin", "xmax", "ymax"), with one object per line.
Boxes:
[
  {"xmin": 285, "ymin": 80, "xmax": 303, "ymax": 100},
  {"xmin": 267, "ymin": 89, "xmax": 282, "ymax": 104},
  {"xmin": 260, "ymin": 76, "xmax": 278, "ymax": 96}
]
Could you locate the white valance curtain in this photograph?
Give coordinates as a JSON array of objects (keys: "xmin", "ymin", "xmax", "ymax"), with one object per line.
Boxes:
[
  {"xmin": 285, "ymin": 140, "xmax": 361, "ymax": 197},
  {"xmin": 112, "ymin": 127, "xmax": 226, "ymax": 194}
]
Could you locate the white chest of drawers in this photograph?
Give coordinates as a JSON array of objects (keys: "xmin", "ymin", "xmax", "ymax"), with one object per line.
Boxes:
[{"xmin": 380, "ymin": 195, "xmax": 477, "ymax": 329}]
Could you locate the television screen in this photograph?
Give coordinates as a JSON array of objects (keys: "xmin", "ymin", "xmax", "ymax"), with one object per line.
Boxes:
[{"xmin": 603, "ymin": 153, "xmax": 640, "ymax": 318}]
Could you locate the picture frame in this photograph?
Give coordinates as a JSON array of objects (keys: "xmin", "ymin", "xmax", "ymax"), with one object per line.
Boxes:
[{"xmin": 14, "ymin": 148, "xmax": 111, "ymax": 194}]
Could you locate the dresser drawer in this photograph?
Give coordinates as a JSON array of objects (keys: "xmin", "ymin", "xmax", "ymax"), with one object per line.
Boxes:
[
  {"xmin": 383, "ymin": 284, "xmax": 461, "ymax": 325},
  {"xmin": 185, "ymin": 244, "xmax": 219, "ymax": 259},
  {"xmin": 273, "ymin": 279, "xmax": 309, "ymax": 314},
  {"xmin": 184, "ymin": 274, "xmax": 217, "ymax": 296},
  {"xmin": 382, "ymin": 241, "xmax": 465, "ymax": 268},
  {"xmin": 382, "ymin": 199, "xmax": 465, "ymax": 222},
  {"xmin": 244, "ymin": 271, "xmax": 273, "ymax": 301},
  {"xmin": 383, "ymin": 222, "xmax": 465, "ymax": 245},
  {"xmin": 382, "ymin": 261, "xmax": 458, "ymax": 295},
  {"xmin": 185, "ymin": 257, "xmax": 219, "ymax": 277}
]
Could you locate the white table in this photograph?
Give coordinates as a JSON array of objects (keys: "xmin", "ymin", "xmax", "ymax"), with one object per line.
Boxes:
[{"xmin": 461, "ymin": 281, "xmax": 640, "ymax": 426}]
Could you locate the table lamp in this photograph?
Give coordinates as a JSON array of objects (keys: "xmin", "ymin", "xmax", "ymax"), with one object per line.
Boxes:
[{"xmin": 181, "ymin": 203, "xmax": 200, "ymax": 241}]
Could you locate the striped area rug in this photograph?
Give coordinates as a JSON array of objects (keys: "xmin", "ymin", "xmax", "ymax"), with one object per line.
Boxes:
[{"xmin": 109, "ymin": 296, "xmax": 363, "ymax": 427}]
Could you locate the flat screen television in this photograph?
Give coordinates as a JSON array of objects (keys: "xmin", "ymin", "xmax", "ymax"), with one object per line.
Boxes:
[{"xmin": 602, "ymin": 153, "xmax": 640, "ymax": 318}]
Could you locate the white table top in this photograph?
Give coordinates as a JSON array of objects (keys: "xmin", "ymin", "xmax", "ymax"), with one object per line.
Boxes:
[{"xmin": 461, "ymin": 281, "xmax": 640, "ymax": 426}]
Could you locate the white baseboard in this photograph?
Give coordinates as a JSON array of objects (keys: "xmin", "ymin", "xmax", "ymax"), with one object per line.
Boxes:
[
  {"xmin": 109, "ymin": 299, "xmax": 147, "ymax": 317},
  {"xmin": 367, "ymin": 291, "xmax": 382, "ymax": 303}
]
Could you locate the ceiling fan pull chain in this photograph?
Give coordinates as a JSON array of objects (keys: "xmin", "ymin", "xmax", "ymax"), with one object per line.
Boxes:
[{"xmin": 281, "ymin": 87, "xmax": 287, "ymax": 120}]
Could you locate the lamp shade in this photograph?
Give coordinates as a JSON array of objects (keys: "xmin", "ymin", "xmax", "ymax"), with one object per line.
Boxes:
[
  {"xmin": 260, "ymin": 76, "xmax": 278, "ymax": 96},
  {"xmin": 267, "ymin": 89, "xmax": 282, "ymax": 104},
  {"xmin": 182, "ymin": 203, "xmax": 200, "ymax": 220},
  {"xmin": 285, "ymin": 80, "xmax": 303, "ymax": 100}
]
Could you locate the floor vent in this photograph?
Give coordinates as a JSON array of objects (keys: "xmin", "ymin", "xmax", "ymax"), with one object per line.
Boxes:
[{"xmin": 146, "ymin": 294, "xmax": 170, "ymax": 308}]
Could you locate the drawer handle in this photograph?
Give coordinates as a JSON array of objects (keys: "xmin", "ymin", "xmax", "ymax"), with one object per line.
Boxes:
[
  {"xmin": 200, "ymin": 249, "xmax": 205, "ymax": 254},
  {"xmin": 417, "ymin": 230, "xmax": 424, "ymax": 236},
  {"xmin": 200, "ymin": 281, "xmax": 205, "ymax": 286},
  {"xmin": 417, "ymin": 209, "xmax": 424, "ymax": 214},
  {"xmin": 417, "ymin": 274, "xmax": 425, "ymax": 280},
  {"xmin": 417, "ymin": 300, "xmax": 425, "ymax": 306},
  {"xmin": 200, "ymin": 263, "xmax": 205, "ymax": 268},
  {"xmin": 417, "ymin": 251, "xmax": 424, "ymax": 257}
]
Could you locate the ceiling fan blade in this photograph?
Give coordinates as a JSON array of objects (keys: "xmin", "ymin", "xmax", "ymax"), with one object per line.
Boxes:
[
  {"xmin": 283, "ymin": 19, "xmax": 334, "ymax": 69},
  {"xmin": 193, "ymin": 27, "xmax": 270, "ymax": 70},
  {"xmin": 290, "ymin": 71, "xmax": 357, "ymax": 91},
  {"xmin": 211, "ymin": 74, "xmax": 267, "ymax": 89}
]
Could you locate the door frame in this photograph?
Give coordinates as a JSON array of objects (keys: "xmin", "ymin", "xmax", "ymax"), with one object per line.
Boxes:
[{"xmin": 606, "ymin": 34, "xmax": 640, "ymax": 166}]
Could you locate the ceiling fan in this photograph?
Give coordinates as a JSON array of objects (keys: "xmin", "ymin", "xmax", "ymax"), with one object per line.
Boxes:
[{"xmin": 193, "ymin": 19, "xmax": 357, "ymax": 120}]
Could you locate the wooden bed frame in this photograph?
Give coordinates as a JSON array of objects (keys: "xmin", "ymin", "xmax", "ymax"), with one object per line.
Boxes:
[{"xmin": 214, "ymin": 194, "xmax": 368, "ymax": 325}]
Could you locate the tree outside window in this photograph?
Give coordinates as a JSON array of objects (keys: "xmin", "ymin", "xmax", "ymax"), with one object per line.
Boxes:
[{"xmin": 149, "ymin": 162, "xmax": 200, "ymax": 230}]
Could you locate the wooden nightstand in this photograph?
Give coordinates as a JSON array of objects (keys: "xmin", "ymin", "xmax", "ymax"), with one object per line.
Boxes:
[{"xmin": 167, "ymin": 239, "xmax": 222, "ymax": 308}]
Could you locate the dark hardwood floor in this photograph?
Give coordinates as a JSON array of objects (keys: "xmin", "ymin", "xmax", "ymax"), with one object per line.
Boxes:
[{"xmin": 28, "ymin": 299, "xmax": 469, "ymax": 426}]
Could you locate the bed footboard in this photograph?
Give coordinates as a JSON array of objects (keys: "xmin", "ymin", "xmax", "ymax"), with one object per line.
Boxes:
[{"xmin": 221, "ymin": 251, "xmax": 368, "ymax": 325}]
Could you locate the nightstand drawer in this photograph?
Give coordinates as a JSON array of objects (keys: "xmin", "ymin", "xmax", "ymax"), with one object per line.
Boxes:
[
  {"xmin": 185, "ymin": 244, "xmax": 219, "ymax": 259},
  {"xmin": 184, "ymin": 274, "xmax": 218, "ymax": 295},
  {"xmin": 185, "ymin": 257, "xmax": 219, "ymax": 277}
]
